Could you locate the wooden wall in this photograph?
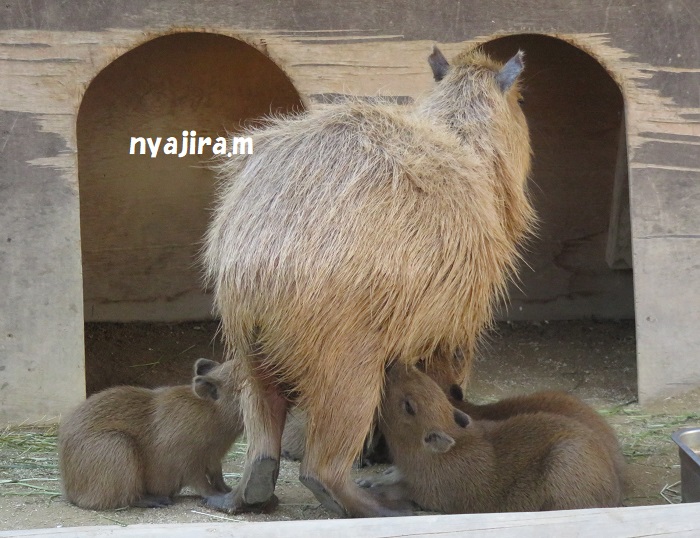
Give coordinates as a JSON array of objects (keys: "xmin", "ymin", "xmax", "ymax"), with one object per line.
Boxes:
[{"xmin": 1, "ymin": 0, "xmax": 699, "ymax": 422}]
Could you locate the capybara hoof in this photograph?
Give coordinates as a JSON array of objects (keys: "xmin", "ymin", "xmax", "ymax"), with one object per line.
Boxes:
[
  {"xmin": 133, "ymin": 495, "xmax": 173, "ymax": 508},
  {"xmin": 202, "ymin": 491, "xmax": 280, "ymax": 514},
  {"xmin": 243, "ymin": 457, "xmax": 279, "ymax": 504},
  {"xmin": 300, "ymin": 475, "xmax": 348, "ymax": 517}
]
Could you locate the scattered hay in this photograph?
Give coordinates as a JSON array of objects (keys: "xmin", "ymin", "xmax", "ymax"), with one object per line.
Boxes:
[
  {"xmin": 659, "ymin": 481, "xmax": 682, "ymax": 505},
  {"xmin": 0, "ymin": 426, "xmax": 61, "ymax": 498},
  {"xmin": 190, "ymin": 509, "xmax": 245, "ymax": 522},
  {"xmin": 603, "ymin": 407, "xmax": 700, "ymax": 459}
]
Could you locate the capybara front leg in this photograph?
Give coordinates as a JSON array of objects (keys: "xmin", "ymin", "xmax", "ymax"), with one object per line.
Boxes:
[
  {"xmin": 203, "ymin": 366, "xmax": 287, "ymax": 513},
  {"xmin": 206, "ymin": 463, "xmax": 231, "ymax": 494}
]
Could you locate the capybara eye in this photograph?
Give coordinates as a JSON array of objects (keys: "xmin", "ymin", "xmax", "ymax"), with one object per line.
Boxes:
[
  {"xmin": 449, "ymin": 384, "xmax": 464, "ymax": 401},
  {"xmin": 518, "ymin": 97, "xmax": 525, "ymax": 105},
  {"xmin": 403, "ymin": 399, "xmax": 416, "ymax": 416}
]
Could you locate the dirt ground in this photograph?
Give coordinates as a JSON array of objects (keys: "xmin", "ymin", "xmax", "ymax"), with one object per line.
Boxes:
[{"xmin": 2, "ymin": 319, "xmax": 699, "ymax": 531}]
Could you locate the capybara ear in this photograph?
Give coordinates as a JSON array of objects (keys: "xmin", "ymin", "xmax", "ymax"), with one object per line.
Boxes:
[
  {"xmin": 449, "ymin": 384, "xmax": 464, "ymax": 401},
  {"xmin": 386, "ymin": 362, "xmax": 403, "ymax": 382},
  {"xmin": 495, "ymin": 50, "xmax": 524, "ymax": 92},
  {"xmin": 193, "ymin": 376, "xmax": 219, "ymax": 400},
  {"xmin": 194, "ymin": 358, "xmax": 218, "ymax": 377},
  {"xmin": 423, "ymin": 431, "xmax": 455, "ymax": 453},
  {"xmin": 453, "ymin": 409, "xmax": 470, "ymax": 428},
  {"xmin": 429, "ymin": 46, "xmax": 450, "ymax": 82}
]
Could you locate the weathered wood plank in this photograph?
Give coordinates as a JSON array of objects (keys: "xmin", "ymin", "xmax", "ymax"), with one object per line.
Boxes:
[
  {"xmin": 1, "ymin": 0, "xmax": 700, "ymax": 423},
  {"xmin": 3, "ymin": 503, "xmax": 700, "ymax": 538}
]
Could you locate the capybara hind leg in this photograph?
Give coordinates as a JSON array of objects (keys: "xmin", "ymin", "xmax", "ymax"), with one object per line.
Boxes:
[
  {"xmin": 204, "ymin": 367, "xmax": 287, "ymax": 513},
  {"xmin": 299, "ymin": 359, "xmax": 409, "ymax": 517},
  {"xmin": 63, "ymin": 432, "xmax": 144, "ymax": 510}
]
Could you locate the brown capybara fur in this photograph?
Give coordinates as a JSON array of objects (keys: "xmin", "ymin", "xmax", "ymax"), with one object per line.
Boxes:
[
  {"xmin": 448, "ymin": 384, "xmax": 627, "ymax": 493},
  {"xmin": 281, "ymin": 407, "xmax": 391, "ymax": 467},
  {"xmin": 202, "ymin": 46, "xmax": 535, "ymax": 517},
  {"xmin": 375, "ymin": 366, "xmax": 624, "ymax": 513},
  {"xmin": 58, "ymin": 359, "xmax": 242, "ymax": 510},
  {"xmin": 280, "ymin": 407, "xmax": 307, "ymax": 462}
]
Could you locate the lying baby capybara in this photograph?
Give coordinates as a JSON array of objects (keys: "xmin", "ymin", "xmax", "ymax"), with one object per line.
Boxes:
[
  {"xmin": 58, "ymin": 359, "xmax": 242, "ymax": 509},
  {"xmin": 447, "ymin": 384, "xmax": 627, "ymax": 492},
  {"xmin": 372, "ymin": 365, "xmax": 624, "ymax": 513}
]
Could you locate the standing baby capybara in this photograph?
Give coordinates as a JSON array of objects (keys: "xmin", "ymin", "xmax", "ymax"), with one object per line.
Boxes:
[
  {"xmin": 202, "ymin": 45, "xmax": 535, "ymax": 517},
  {"xmin": 447, "ymin": 384, "xmax": 627, "ymax": 492},
  {"xmin": 58, "ymin": 359, "xmax": 242, "ymax": 510},
  {"xmin": 372, "ymin": 365, "xmax": 624, "ymax": 513}
]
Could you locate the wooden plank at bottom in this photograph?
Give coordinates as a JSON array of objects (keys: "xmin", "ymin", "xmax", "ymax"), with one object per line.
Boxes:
[{"xmin": 2, "ymin": 503, "xmax": 700, "ymax": 538}]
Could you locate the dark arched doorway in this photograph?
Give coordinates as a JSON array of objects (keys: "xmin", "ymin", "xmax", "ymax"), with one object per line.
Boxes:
[
  {"xmin": 482, "ymin": 34, "xmax": 633, "ymax": 322},
  {"xmin": 78, "ymin": 32, "xmax": 303, "ymax": 393},
  {"xmin": 467, "ymin": 35, "xmax": 636, "ymax": 406}
]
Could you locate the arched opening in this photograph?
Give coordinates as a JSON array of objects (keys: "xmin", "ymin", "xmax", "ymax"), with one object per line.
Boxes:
[
  {"xmin": 471, "ymin": 34, "xmax": 636, "ymax": 398},
  {"xmin": 78, "ymin": 32, "xmax": 304, "ymax": 393},
  {"xmin": 482, "ymin": 34, "xmax": 633, "ymax": 321}
]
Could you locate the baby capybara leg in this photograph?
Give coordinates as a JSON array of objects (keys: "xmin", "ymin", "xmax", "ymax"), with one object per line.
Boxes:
[
  {"xmin": 203, "ymin": 364, "xmax": 287, "ymax": 513},
  {"xmin": 299, "ymin": 358, "xmax": 410, "ymax": 517},
  {"xmin": 207, "ymin": 463, "xmax": 232, "ymax": 494},
  {"xmin": 131, "ymin": 495, "xmax": 173, "ymax": 508}
]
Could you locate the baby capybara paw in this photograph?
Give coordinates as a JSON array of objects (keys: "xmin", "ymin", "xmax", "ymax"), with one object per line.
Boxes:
[{"xmin": 132, "ymin": 495, "xmax": 173, "ymax": 508}]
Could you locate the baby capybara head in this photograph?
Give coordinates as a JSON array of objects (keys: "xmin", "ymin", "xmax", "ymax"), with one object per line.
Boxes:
[
  {"xmin": 191, "ymin": 358, "xmax": 238, "ymax": 402},
  {"xmin": 381, "ymin": 365, "xmax": 471, "ymax": 455}
]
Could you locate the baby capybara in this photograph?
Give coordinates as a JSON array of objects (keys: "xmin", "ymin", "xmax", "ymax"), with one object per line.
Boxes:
[
  {"xmin": 375, "ymin": 365, "xmax": 624, "ymax": 513},
  {"xmin": 448, "ymin": 384, "xmax": 627, "ymax": 492},
  {"xmin": 58, "ymin": 359, "xmax": 242, "ymax": 510}
]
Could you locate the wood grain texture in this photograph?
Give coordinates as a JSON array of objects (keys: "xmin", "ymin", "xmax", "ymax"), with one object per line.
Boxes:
[
  {"xmin": 2, "ymin": 503, "xmax": 700, "ymax": 538},
  {"xmin": 1, "ymin": 1, "xmax": 699, "ymax": 424}
]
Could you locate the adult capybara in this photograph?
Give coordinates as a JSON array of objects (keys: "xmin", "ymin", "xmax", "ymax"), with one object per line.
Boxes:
[
  {"xmin": 58, "ymin": 359, "xmax": 242, "ymax": 510},
  {"xmin": 202, "ymin": 45, "xmax": 535, "ymax": 517},
  {"xmin": 372, "ymin": 365, "xmax": 624, "ymax": 513},
  {"xmin": 448, "ymin": 384, "xmax": 627, "ymax": 492}
]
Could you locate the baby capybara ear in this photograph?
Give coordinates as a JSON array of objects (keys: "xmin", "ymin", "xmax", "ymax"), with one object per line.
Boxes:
[
  {"xmin": 193, "ymin": 376, "xmax": 219, "ymax": 401},
  {"xmin": 423, "ymin": 431, "xmax": 455, "ymax": 453},
  {"xmin": 453, "ymin": 409, "xmax": 470, "ymax": 428},
  {"xmin": 449, "ymin": 384, "xmax": 464, "ymax": 401},
  {"xmin": 194, "ymin": 358, "xmax": 218, "ymax": 377}
]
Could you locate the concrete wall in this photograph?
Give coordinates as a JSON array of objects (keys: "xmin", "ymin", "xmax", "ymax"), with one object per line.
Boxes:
[{"xmin": 1, "ymin": 0, "xmax": 699, "ymax": 422}]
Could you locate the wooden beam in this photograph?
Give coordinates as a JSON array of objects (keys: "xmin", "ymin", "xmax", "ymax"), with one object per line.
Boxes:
[{"xmin": 3, "ymin": 503, "xmax": 700, "ymax": 538}]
